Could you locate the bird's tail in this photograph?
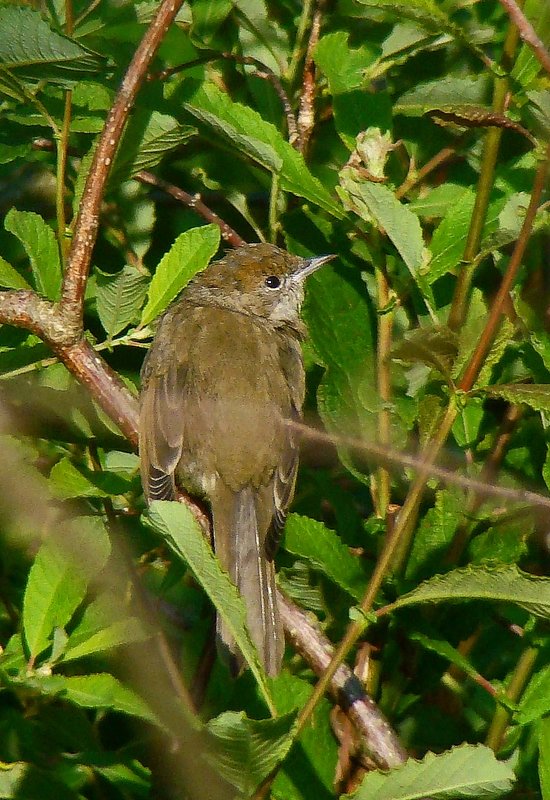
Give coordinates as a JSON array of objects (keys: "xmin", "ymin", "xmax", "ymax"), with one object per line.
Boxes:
[{"xmin": 213, "ymin": 485, "xmax": 284, "ymax": 677}]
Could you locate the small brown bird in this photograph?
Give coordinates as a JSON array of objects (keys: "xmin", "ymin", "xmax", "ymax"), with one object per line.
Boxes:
[{"xmin": 139, "ymin": 243, "xmax": 334, "ymax": 675}]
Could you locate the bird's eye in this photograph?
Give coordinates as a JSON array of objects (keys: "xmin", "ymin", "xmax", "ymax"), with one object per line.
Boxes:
[{"xmin": 264, "ymin": 275, "xmax": 281, "ymax": 290}]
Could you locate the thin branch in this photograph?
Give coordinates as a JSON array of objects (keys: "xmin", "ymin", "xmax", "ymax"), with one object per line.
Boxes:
[
  {"xmin": 297, "ymin": 1, "xmax": 323, "ymax": 154},
  {"xmin": 136, "ymin": 171, "xmax": 246, "ymax": 248},
  {"xmin": 61, "ymin": 0, "xmax": 185, "ymax": 336},
  {"xmin": 498, "ymin": 0, "xmax": 550, "ymax": 75},
  {"xmin": 459, "ymin": 143, "xmax": 550, "ymax": 392}
]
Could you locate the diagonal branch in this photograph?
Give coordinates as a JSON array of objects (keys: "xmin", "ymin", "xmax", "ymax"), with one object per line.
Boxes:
[
  {"xmin": 60, "ymin": 0, "xmax": 185, "ymax": 337},
  {"xmin": 498, "ymin": 0, "xmax": 550, "ymax": 75}
]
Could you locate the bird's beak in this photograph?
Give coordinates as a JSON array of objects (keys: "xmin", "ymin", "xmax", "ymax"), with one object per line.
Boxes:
[{"xmin": 294, "ymin": 253, "xmax": 337, "ymax": 281}]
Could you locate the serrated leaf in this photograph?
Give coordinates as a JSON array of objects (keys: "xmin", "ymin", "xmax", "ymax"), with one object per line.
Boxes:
[
  {"xmin": 191, "ymin": 0, "xmax": 233, "ymax": 44},
  {"xmin": 483, "ymin": 384, "xmax": 550, "ymax": 414},
  {"xmin": 347, "ymin": 744, "xmax": 514, "ymax": 799},
  {"xmin": 4, "ymin": 209, "xmax": 62, "ymax": 300},
  {"xmin": 204, "ymin": 711, "xmax": 295, "ymax": 795},
  {"xmin": 338, "ymin": 172, "xmax": 425, "ymax": 277},
  {"xmin": 34, "ymin": 673, "xmax": 159, "ymax": 724},
  {"xmin": 96, "ymin": 266, "xmax": 149, "ymax": 339},
  {"xmin": 111, "ymin": 110, "xmax": 197, "ymax": 183},
  {"xmin": 23, "ymin": 517, "xmax": 110, "ymax": 660},
  {"xmin": 0, "ymin": 255, "xmax": 31, "ymax": 289},
  {"xmin": 283, "ymin": 514, "xmax": 367, "ymax": 600},
  {"xmin": 392, "ymin": 564, "xmax": 550, "ymax": 619},
  {"xmin": 396, "ymin": 76, "xmax": 491, "ymax": 117},
  {"xmin": 183, "ymin": 82, "xmax": 342, "ymax": 217},
  {"xmin": 406, "ymin": 490, "xmax": 462, "ymax": 581},
  {"xmin": 0, "ymin": 5, "xmax": 105, "ymax": 85},
  {"xmin": 140, "ymin": 224, "xmax": 220, "ymax": 325},
  {"xmin": 144, "ymin": 501, "xmax": 274, "ymax": 711}
]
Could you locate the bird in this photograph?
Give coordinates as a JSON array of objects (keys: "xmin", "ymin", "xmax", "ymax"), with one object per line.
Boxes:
[{"xmin": 139, "ymin": 242, "xmax": 335, "ymax": 675}]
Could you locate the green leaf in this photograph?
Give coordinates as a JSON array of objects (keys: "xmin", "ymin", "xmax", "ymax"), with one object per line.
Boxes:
[
  {"xmin": 144, "ymin": 501, "xmax": 274, "ymax": 712},
  {"xmin": 183, "ymin": 81, "xmax": 342, "ymax": 217},
  {"xmin": 347, "ymin": 744, "xmax": 514, "ymax": 799},
  {"xmin": 96, "ymin": 265, "xmax": 149, "ymax": 339},
  {"xmin": 515, "ymin": 664, "xmax": 550, "ymax": 725},
  {"xmin": 34, "ymin": 673, "xmax": 159, "ymax": 724},
  {"xmin": 140, "ymin": 224, "xmax": 220, "ymax": 325},
  {"xmin": 0, "ymin": 255, "xmax": 31, "ymax": 289},
  {"xmin": 410, "ymin": 631, "xmax": 488, "ymax": 686},
  {"xmin": 4, "ymin": 209, "xmax": 62, "ymax": 300},
  {"xmin": 191, "ymin": 0, "xmax": 233, "ymax": 44},
  {"xmin": 392, "ymin": 564, "xmax": 550, "ymax": 620},
  {"xmin": 0, "ymin": 5, "xmax": 105, "ymax": 85},
  {"xmin": 0, "ymin": 761, "xmax": 78, "ymax": 800},
  {"xmin": 204, "ymin": 711, "xmax": 295, "ymax": 795},
  {"xmin": 338, "ymin": 173, "xmax": 426, "ymax": 277},
  {"xmin": 49, "ymin": 457, "xmax": 131, "ymax": 499},
  {"xmin": 539, "ymin": 718, "xmax": 550, "ymax": 800},
  {"xmin": 111, "ymin": 110, "xmax": 197, "ymax": 183},
  {"xmin": 396, "ymin": 76, "xmax": 490, "ymax": 116},
  {"xmin": 314, "ymin": 33, "xmax": 384, "ymax": 149},
  {"xmin": 304, "ymin": 265, "xmax": 377, "ymax": 482},
  {"xmin": 392, "ymin": 326, "xmax": 458, "ymax": 380},
  {"xmin": 483, "ymin": 384, "xmax": 550, "ymax": 414},
  {"xmin": 427, "ymin": 194, "xmax": 504, "ymax": 285},
  {"xmin": 283, "ymin": 514, "xmax": 367, "ymax": 600},
  {"xmin": 22, "ymin": 517, "xmax": 110, "ymax": 660},
  {"xmin": 405, "ymin": 490, "xmax": 462, "ymax": 581}
]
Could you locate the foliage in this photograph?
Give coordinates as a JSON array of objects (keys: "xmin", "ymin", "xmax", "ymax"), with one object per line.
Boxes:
[{"xmin": 0, "ymin": 1, "xmax": 549, "ymax": 799}]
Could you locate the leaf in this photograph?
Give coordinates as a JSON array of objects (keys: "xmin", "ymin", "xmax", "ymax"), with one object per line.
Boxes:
[
  {"xmin": 392, "ymin": 326, "xmax": 458, "ymax": 380},
  {"xmin": 483, "ymin": 384, "xmax": 550, "ymax": 414},
  {"xmin": 140, "ymin": 224, "xmax": 220, "ymax": 325},
  {"xmin": 406, "ymin": 490, "xmax": 462, "ymax": 581},
  {"xmin": 0, "ymin": 5, "xmax": 105, "ymax": 85},
  {"xmin": 410, "ymin": 631, "xmax": 488, "ymax": 686},
  {"xmin": 191, "ymin": 0, "xmax": 233, "ymax": 44},
  {"xmin": 283, "ymin": 514, "xmax": 367, "ymax": 600},
  {"xmin": 0, "ymin": 761, "xmax": 78, "ymax": 800},
  {"xmin": 111, "ymin": 110, "xmax": 197, "ymax": 183},
  {"xmin": 0, "ymin": 255, "xmax": 31, "ymax": 289},
  {"xmin": 338, "ymin": 173, "xmax": 425, "ymax": 277},
  {"xmin": 204, "ymin": 711, "xmax": 295, "ymax": 795},
  {"xmin": 34, "ymin": 673, "xmax": 159, "ymax": 725},
  {"xmin": 515, "ymin": 664, "xmax": 550, "ymax": 725},
  {"xmin": 391, "ymin": 564, "xmax": 550, "ymax": 620},
  {"xmin": 347, "ymin": 744, "xmax": 514, "ymax": 799},
  {"xmin": 63, "ymin": 617, "xmax": 150, "ymax": 662},
  {"xmin": 4, "ymin": 209, "xmax": 62, "ymax": 300},
  {"xmin": 303, "ymin": 265, "xmax": 377, "ymax": 482},
  {"xmin": 183, "ymin": 81, "xmax": 342, "ymax": 217},
  {"xmin": 539, "ymin": 718, "xmax": 550, "ymax": 800},
  {"xmin": 144, "ymin": 501, "xmax": 274, "ymax": 711},
  {"xmin": 96, "ymin": 266, "xmax": 149, "ymax": 339},
  {"xmin": 314, "ymin": 33, "xmax": 385, "ymax": 149},
  {"xmin": 22, "ymin": 517, "xmax": 111, "ymax": 660},
  {"xmin": 427, "ymin": 193, "xmax": 504, "ymax": 284},
  {"xmin": 396, "ymin": 76, "xmax": 491, "ymax": 116},
  {"xmin": 49, "ymin": 457, "xmax": 132, "ymax": 499}
]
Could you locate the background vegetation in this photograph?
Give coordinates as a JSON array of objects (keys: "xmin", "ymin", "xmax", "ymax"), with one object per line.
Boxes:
[{"xmin": 0, "ymin": 0, "xmax": 549, "ymax": 798}]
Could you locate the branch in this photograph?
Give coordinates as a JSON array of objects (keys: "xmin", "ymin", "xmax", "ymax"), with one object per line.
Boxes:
[
  {"xmin": 297, "ymin": 1, "xmax": 323, "ymax": 154},
  {"xmin": 136, "ymin": 171, "xmax": 246, "ymax": 248},
  {"xmin": 61, "ymin": 0, "xmax": 185, "ymax": 336},
  {"xmin": 498, "ymin": 0, "xmax": 550, "ymax": 75},
  {"xmin": 279, "ymin": 593, "xmax": 407, "ymax": 770}
]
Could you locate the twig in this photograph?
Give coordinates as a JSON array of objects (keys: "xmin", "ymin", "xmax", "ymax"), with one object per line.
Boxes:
[
  {"xmin": 459, "ymin": 144, "xmax": 550, "ymax": 392},
  {"xmin": 278, "ymin": 593, "xmax": 407, "ymax": 770},
  {"xmin": 498, "ymin": 0, "xmax": 550, "ymax": 75},
  {"xmin": 61, "ymin": 0, "xmax": 185, "ymax": 336},
  {"xmin": 395, "ymin": 138, "xmax": 466, "ymax": 200},
  {"xmin": 136, "ymin": 171, "xmax": 246, "ymax": 248},
  {"xmin": 297, "ymin": 1, "xmax": 323, "ymax": 154}
]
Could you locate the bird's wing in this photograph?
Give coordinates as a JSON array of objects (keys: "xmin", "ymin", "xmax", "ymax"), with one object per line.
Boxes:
[
  {"xmin": 139, "ymin": 304, "xmax": 191, "ymax": 502},
  {"xmin": 264, "ymin": 333, "xmax": 305, "ymax": 559}
]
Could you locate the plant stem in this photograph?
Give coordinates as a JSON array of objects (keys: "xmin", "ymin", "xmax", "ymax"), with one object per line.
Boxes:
[
  {"xmin": 375, "ymin": 264, "xmax": 393, "ymax": 517},
  {"xmin": 486, "ymin": 646, "xmax": 538, "ymax": 752},
  {"xmin": 448, "ymin": 10, "xmax": 522, "ymax": 331}
]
